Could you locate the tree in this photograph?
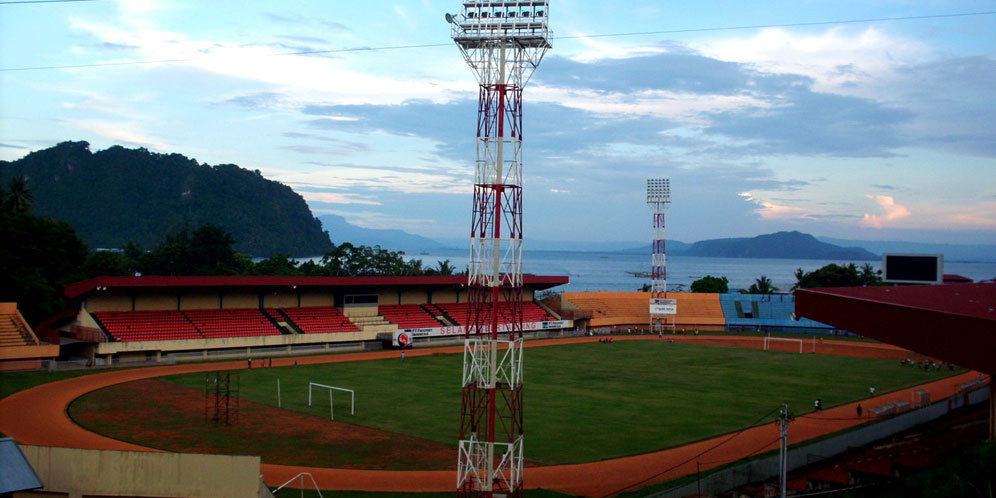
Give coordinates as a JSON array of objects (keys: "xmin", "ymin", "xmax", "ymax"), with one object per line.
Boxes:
[
  {"xmin": 0, "ymin": 210, "xmax": 88, "ymax": 324},
  {"xmin": 792, "ymin": 263, "xmax": 874, "ymax": 289},
  {"xmin": 250, "ymin": 254, "xmax": 301, "ymax": 276},
  {"xmin": 690, "ymin": 275, "xmax": 729, "ymax": 293},
  {"xmin": 858, "ymin": 263, "xmax": 881, "ymax": 286},
  {"xmin": 639, "ymin": 283, "xmax": 652, "ymax": 292},
  {"xmin": 744, "ymin": 275, "xmax": 779, "ymax": 294},
  {"xmin": 141, "ymin": 224, "xmax": 246, "ymax": 276},
  {"xmin": 3, "ymin": 175, "xmax": 33, "ymax": 214},
  {"xmin": 317, "ymin": 242, "xmax": 422, "ymax": 277},
  {"xmin": 424, "ymin": 259, "xmax": 455, "ymax": 276},
  {"xmin": 82, "ymin": 250, "xmax": 132, "ymax": 278}
]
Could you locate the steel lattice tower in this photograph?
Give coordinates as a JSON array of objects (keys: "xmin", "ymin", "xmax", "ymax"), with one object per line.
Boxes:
[
  {"xmin": 449, "ymin": 2, "xmax": 550, "ymax": 496},
  {"xmin": 648, "ymin": 179, "xmax": 673, "ymax": 334}
]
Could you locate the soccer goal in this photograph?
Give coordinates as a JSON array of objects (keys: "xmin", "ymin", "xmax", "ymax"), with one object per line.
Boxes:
[
  {"xmin": 763, "ymin": 335, "xmax": 804, "ymax": 354},
  {"xmin": 308, "ymin": 382, "xmax": 355, "ymax": 421}
]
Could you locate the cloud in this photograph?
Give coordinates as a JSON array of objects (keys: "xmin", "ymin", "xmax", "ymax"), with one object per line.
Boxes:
[
  {"xmin": 863, "ymin": 195, "xmax": 911, "ymax": 228},
  {"xmin": 296, "ymin": 191, "xmax": 381, "ymax": 206},
  {"xmin": 65, "ymin": 119, "xmax": 166, "ymax": 150},
  {"xmin": 0, "ymin": 143, "xmax": 27, "ymax": 150},
  {"xmin": 870, "ymin": 184, "xmax": 897, "ymax": 191}
]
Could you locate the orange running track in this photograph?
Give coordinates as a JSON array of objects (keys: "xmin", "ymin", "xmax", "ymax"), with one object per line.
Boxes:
[{"xmin": 0, "ymin": 336, "xmax": 979, "ymax": 496}]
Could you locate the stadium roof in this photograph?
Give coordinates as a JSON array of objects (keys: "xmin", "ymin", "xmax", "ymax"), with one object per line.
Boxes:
[
  {"xmin": 0, "ymin": 438, "xmax": 43, "ymax": 494},
  {"xmin": 795, "ymin": 283, "xmax": 996, "ymax": 375},
  {"xmin": 65, "ymin": 275, "xmax": 569, "ymax": 299}
]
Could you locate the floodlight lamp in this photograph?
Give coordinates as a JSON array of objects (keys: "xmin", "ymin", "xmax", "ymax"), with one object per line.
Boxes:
[{"xmin": 445, "ymin": 13, "xmax": 455, "ymax": 24}]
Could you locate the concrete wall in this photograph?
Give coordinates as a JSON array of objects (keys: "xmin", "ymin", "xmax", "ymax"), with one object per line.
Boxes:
[
  {"xmin": 432, "ymin": 288, "xmax": 458, "ymax": 304},
  {"xmin": 221, "ymin": 293, "xmax": 256, "ymax": 309},
  {"xmin": 179, "ymin": 291, "xmax": 219, "ymax": 310},
  {"xmin": 135, "ymin": 293, "xmax": 178, "ymax": 311},
  {"xmin": 399, "ymin": 289, "xmax": 427, "ymax": 305},
  {"xmin": 300, "ymin": 291, "xmax": 335, "ymax": 307},
  {"xmin": 18, "ymin": 445, "xmax": 260, "ymax": 498},
  {"xmin": 94, "ymin": 329, "xmax": 378, "ymax": 355},
  {"xmin": 84, "ymin": 293, "xmax": 133, "ymax": 312},
  {"xmin": 262, "ymin": 291, "xmax": 297, "ymax": 309}
]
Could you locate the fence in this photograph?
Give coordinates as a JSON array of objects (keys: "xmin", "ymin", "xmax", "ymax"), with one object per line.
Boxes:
[{"xmin": 649, "ymin": 385, "xmax": 991, "ymax": 498}]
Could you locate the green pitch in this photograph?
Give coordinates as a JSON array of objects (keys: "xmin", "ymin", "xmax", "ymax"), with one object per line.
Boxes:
[{"xmin": 161, "ymin": 340, "xmax": 953, "ymax": 465}]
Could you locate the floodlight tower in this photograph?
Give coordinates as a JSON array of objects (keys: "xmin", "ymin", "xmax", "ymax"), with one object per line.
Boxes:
[
  {"xmin": 448, "ymin": 2, "xmax": 551, "ymax": 496},
  {"xmin": 648, "ymin": 178, "xmax": 673, "ymax": 334}
]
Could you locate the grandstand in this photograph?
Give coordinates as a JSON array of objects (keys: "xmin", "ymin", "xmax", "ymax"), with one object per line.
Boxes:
[
  {"xmin": 560, "ymin": 292, "xmax": 726, "ymax": 329},
  {"xmin": 557, "ymin": 291, "xmax": 838, "ymax": 333},
  {"xmin": 49, "ymin": 275, "xmax": 570, "ymax": 366},
  {"xmin": 0, "ymin": 303, "xmax": 59, "ymax": 371},
  {"xmin": 278, "ymin": 306, "xmax": 361, "ymax": 334},
  {"xmin": 719, "ymin": 293, "xmax": 833, "ymax": 331}
]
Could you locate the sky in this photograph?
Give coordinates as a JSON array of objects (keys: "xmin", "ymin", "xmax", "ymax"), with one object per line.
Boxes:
[{"xmin": 1, "ymin": 0, "xmax": 995, "ymax": 245}]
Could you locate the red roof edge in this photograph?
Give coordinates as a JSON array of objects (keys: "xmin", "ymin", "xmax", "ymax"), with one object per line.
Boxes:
[{"xmin": 65, "ymin": 275, "xmax": 569, "ymax": 299}]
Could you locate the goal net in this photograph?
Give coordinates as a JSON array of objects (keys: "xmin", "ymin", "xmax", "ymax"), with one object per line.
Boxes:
[
  {"xmin": 308, "ymin": 382, "xmax": 355, "ymax": 421},
  {"xmin": 763, "ymin": 336, "xmax": 804, "ymax": 354}
]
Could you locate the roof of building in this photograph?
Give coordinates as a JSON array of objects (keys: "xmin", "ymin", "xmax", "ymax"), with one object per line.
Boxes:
[
  {"xmin": 65, "ymin": 275, "xmax": 569, "ymax": 299},
  {"xmin": 0, "ymin": 438, "xmax": 43, "ymax": 494},
  {"xmin": 796, "ymin": 283, "xmax": 996, "ymax": 374}
]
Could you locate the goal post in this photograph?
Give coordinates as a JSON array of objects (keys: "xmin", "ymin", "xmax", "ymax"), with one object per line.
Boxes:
[
  {"xmin": 308, "ymin": 382, "xmax": 355, "ymax": 420},
  {"xmin": 763, "ymin": 336, "xmax": 804, "ymax": 354}
]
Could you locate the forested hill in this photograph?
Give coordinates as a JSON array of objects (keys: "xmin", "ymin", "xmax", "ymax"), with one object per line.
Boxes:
[
  {"xmin": 0, "ymin": 141, "xmax": 332, "ymax": 257},
  {"xmin": 682, "ymin": 231, "xmax": 878, "ymax": 260}
]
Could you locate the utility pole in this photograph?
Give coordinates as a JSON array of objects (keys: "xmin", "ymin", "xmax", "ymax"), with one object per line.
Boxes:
[{"xmin": 779, "ymin": 402, "xmax": 790, "ymax": 498}]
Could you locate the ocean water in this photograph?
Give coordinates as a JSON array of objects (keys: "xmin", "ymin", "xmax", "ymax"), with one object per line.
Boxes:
[{"xmin": 408, "ymin": 248, "xmax": 996, "ymax": 293}]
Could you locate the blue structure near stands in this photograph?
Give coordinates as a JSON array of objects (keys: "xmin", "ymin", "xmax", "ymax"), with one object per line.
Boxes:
[{"xmin": 719, "ymin": 293, "xmax": 836, "ymax": 333}]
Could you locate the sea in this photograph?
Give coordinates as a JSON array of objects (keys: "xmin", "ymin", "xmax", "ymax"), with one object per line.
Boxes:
[{"xmin": 403, "ymin": 248, "xmax": 996, "ymax": 293}]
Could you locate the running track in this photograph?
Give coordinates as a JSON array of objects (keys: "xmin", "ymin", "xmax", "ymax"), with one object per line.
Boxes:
[{"xmin": 0, "ymin": 336, "xmax": 980, "ymax": 497}]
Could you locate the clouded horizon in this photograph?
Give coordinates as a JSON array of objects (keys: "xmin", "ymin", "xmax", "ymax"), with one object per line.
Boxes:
[{"xmin": 2, "ymin": 0, "xmax": 994, "ymax": 245}]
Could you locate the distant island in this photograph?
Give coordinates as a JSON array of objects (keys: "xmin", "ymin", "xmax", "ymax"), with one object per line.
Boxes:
[
  {"xmin": 679, "ymin": 231, "xmax": 877, "ymax": 260},
  {"xmin": 0, "ymin": 141, "xmax": 332, "ymax": 257}
]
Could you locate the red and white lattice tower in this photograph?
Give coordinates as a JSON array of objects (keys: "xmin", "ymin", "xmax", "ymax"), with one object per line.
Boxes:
[
  {"xmin": 648, "ymin": 179, "xmax": 673, "ymax": 334},
  {"xmin": 448, "ymin": 2, "xmax": 550, "ymax": 496}
]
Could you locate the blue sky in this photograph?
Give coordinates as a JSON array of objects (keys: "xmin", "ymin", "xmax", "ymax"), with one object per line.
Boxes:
[{"xmin": 1, "ymin": 0, "xmax": 994, "ymax": 245}]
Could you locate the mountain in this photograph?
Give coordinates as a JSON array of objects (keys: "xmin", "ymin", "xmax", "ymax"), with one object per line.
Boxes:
[
  {"xmin": 682, "ymin": 231, "xmax": 878, "ymax": 260},
  {"xmin": 817, "ymin": 236, "xmax": 996, "ymax": 263},
  {"xmin": 617, "ymin": 240, "xmax": 691, "ymax": 254},
  {"xmin": 0, "ymin": 141, "xmax": 332, "ymax": 257},
  {"xmin": 318, "ymin": 214, "xmax": 443, "ymax": 251}
]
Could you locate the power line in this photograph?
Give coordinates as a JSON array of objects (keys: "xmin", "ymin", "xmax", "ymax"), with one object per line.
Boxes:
[
  {"xmin": 0, "ymin": 0, "xmax": 96, "ymax": 4},
  {"xmin": 602, "ymin": 405, "xmax": 782, "ymax": 497},
  {"xmin": 2, "ymin": 10, "xmax": 994, "ymax": 72}
]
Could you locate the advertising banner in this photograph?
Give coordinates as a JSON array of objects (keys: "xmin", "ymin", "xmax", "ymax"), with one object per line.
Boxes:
[{"xmin": 649, "ymin": 298, "xmax": 677, "ymax": 315}]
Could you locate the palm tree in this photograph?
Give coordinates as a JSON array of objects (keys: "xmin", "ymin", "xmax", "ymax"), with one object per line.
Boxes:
[
  {"xmin": 747, "ymin": 275, "xmax": 779, "ymax": 294},
  {"xmin": 858, "ymin": 263, "xmax": 880, "ymax": 285},
  {"xmin": 435, "ymin": 259, "xmax": 456, "ymax": 276},
  {"xmin": 4, "ymin": 175, "xmax": 33, "ymax": 213}
]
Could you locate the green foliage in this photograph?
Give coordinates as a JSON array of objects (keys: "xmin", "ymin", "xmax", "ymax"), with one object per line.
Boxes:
[
  {"xmin": 743, "ymin": 275, "xmax": 779, "ymax": 294},
  {"xmin": 81, "ymin": 250, "xmax": 133, "ymax": 277},
  {"xmin": 423, "ymin": 259, "xmax": 455, "ymax": 276},
  {"xmin": 314, "ymin": 242, "xmax": 422, "ymax": 277},
  {"xmin": 2, "ymin": 175, "xmax": 33, "ymax": 214},
  {"xmin": 793, "ymin": 263, "xmax": 882, "ymax": 289},
  {"xmin": 141, "ymin": 224, "xmax": 247, "ymax": 276},
  {"xmin": 0, "ymin": 141, "xmax": 332, "ymax": 257},
  {"xmin": 0, "ymin": 211, "xmax": 88, "ymax": 324},
  {"xmin": 690, "ymin": 275, "xmax": 729, "ymax": 293}
]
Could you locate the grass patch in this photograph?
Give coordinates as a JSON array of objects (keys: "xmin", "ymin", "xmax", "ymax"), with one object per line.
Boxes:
[{"xmin": 145, "ymin": 341, "xmax": 953, "ymax": 466}]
